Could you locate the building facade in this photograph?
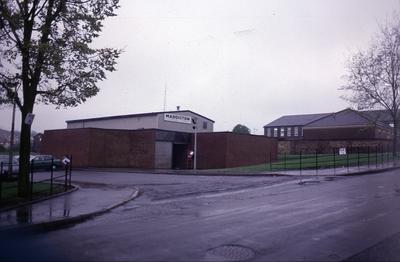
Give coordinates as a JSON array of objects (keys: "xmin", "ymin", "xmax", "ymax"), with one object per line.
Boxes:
[
  {"xmin": 264, "ymin": 108, "xmax": 393, "ymax": 154},
  {"xmin": 66, "ymin": 110, "xmax": 214, "ymax": 133},
  {"xmin": 41, "ymin": 128, "xmax": 277, "ymax": 169},
  {"xmin": 41, "ymin": 110, "xmax": 278, "ymax": 169}
]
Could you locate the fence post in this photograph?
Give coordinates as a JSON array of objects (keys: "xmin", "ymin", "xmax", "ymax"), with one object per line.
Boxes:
[
  {"xmin": 387, "ymin": 144, "xmax": 390, "ymax": 166},
  {"xmin": 64, "ymin": 160, "xmax": 68, "ymax": 192},
  {"xmin": 368, "ymin": 147, "xmax": 370, "ymax": 168},
  {"xmin": 69, "ymin": 155, "xmax": 72, "ymax": 187},
  {"xmin": 269, "ymin": 151, "xmax": 272, "ymax": 171},
  {"xmin": 315, "ymin": 150, "xmax": 318, "ymax": 174},
  {"xmin": 357, "ymin": 147, "xmax": 360, "ymax": 170},
  {"xmin": 50, "ymin": 157, "xmax": 54, "ymax": 195},
  {"xmin": 30, "ymin": 159, "xmax": 34, "ymax": 200},
  {"xmin": 284, "ymin": 153, "xmax": 287, "ymax": 171},
  {"xmin": 0, "ymin": 162, "xmax": 3, "ymax": 202},
  {"xmin": 333, "ymin": 148, "xmax": 336, "ymax": 173},
  {"xmin": 299, "ymin": 151, "xmax": 302, "ymax": 174},
  {"xmin": 346, "ymin": 149, "xmax": 349, "ymax": 173},
  {"xmin": 375, "ymin": 146, "xmax": 378, "ymax": 168}
]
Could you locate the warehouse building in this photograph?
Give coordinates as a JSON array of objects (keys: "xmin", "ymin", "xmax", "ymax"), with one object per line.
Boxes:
[
  {"xmin": 42, "ymin": 110, "xmax": 277, "ymax": 169},
  {"xmin": 66, "ymin": 110, "xmax": 214, "ymax": 133}
]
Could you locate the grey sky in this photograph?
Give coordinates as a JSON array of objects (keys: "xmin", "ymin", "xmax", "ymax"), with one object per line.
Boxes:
[{"xmin": 0, "ymin": 0, "xmax": 399, "ymax": 134}]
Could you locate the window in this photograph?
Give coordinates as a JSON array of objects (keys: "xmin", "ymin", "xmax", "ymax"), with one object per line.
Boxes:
[
  {"xmin": 273, "ymin": 128, "xmax": 278, "ymax": 137},
  {"xmin": 203, "ymin": 121, "xmax": 208, "ymax": 129},
  {"xmin": 287, "ymin": 127, "xmax": 291, "ymax": 137},
  {"xmin": 266, "ymin": 128, "xmax": 271, "ymax": 137},
  {"xmin": 280, "ymin": 128, "xmax": 285, "ymax": 137},
  {"xmin": 294, "ymin": 127, "xmax": 299, "ymax": 137}
]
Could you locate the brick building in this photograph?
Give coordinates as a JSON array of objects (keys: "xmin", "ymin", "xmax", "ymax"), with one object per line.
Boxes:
[
  {"xmin": 41, "ymin": 110, "xmax": 277, "ymax": 169},
  {"xmin": 264, "ymin": 108, "xmax": 393, "ymax": 154}
]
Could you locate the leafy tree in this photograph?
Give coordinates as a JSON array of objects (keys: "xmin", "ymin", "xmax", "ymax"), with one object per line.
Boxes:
[
  {"xmin": 0, "ymin": 0, "xmax": 122, "ymax": 197},
  {"xmin": 341, "ymin": 16, "xmax": 400, "ymax": 155},
  {"xmin": 232, "ymin": 124, "xmax": 251, "ymax": 134}
]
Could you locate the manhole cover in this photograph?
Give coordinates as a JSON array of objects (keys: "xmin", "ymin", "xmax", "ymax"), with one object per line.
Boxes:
[
  {"xmin": 324, "ymin": 177, "xmax": 337, "ymax": 181},
  {"xmin": 205, "ymin": 245, "xmax": 255, "ymax": 261}
]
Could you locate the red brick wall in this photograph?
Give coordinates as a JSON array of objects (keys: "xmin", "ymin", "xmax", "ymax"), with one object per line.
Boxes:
[
  {"xmin": 41, "ymin": 128, "xmax": 156, "ymax": 168},
  {"xmin": 196, "ymin": 133, "xmax": 228, "ymax": 169},
  {"xmin": 196, "ymin": 132, "xmax": 277, "ymax": 169},
  {"xmin": 41, "ymin": 129, "xmax": 91, "ymax": 166},
  {"xmin": 303, "ymin": 126, "xmax": 376, "ymax": 140},
  {"xmin": 226, "ymin": 133, "xmax": 277, "ymax": 168},
  {"xmin": 42, "ymin": 129, "xmax": 278, "ymax": 169}
]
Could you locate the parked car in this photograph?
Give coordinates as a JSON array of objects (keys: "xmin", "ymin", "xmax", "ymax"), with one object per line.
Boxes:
[
  {"xmin": 30, "ymin": 154, "xmax": 63, "ymax": 170},
  {"xmin": 0, "ymin": 155, "xmax": 19, "ymax": 176},
  {"xmin": 13, "ymin": 154, "xmax": 62, "ymax": 171}
]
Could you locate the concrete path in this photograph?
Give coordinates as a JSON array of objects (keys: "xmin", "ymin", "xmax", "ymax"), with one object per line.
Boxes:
[{"xmin": 0, "ymin": 183, "xmax": 138, "ymax": 231}]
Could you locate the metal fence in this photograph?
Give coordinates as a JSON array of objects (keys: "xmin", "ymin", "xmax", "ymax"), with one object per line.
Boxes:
[
  {"xmin": 0, "ymin": 155, "xmax": 72, "ymax": 203},
  {"xmin": 268, "ymin": 147, "xmax": 399, "ymax": 172}
]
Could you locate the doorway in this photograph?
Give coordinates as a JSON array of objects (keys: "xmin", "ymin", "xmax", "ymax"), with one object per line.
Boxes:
[{"xmin": 172, "ymin": 143, "xmax": 188, "ymax": 169}]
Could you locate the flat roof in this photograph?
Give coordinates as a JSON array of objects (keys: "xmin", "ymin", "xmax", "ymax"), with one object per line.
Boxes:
[{"xmin": 66, "ymin": 110, "xmax": 215, "ymax": 123}]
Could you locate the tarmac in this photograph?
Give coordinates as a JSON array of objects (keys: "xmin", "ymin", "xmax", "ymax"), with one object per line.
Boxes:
[{"xmin": 0, "ymin": 161, "xmax": 398, "ymax": 232}]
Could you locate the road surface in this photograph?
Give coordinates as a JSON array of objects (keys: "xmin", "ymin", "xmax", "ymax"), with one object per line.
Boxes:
[{"xmin": 3, "ymin": 170, "xmax": 400, "ymax": 261}]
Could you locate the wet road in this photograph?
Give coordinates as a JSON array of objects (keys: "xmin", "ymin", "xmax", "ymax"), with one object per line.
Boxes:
[{"xmin": 4, "ymin": 170, "xmax": 400, "ymax": 261}]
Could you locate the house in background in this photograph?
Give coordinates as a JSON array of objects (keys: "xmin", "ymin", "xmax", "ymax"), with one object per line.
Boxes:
[{"xmin": 264, "ymin": 108, "xmax": 393, "ymax": 154}]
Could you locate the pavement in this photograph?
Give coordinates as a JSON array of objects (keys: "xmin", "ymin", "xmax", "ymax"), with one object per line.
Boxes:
[
  {"xmin": 0, "ymin": 182, "xmax": 139, "ymax": 232},
  {"xmin": 0, "ymin": 161, "xmax": 398, "ymax": 232}
]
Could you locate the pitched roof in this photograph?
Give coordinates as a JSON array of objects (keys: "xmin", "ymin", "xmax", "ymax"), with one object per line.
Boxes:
[
  {"xmin": 305, "ymin": 108, "xmax": 373, "ymax": 128},
  {"xmin": 264, "ymin": 113, "xmax": 331, "ymax": 127},
  {"xmin": 358, "ymin": 110, "xmax": 392, "ymax": 124},
  {"xmin": 66, "ymin": 110, "xmax": 215, "ymax": 123},
  {"xmin": 264, "ymin": 108, "xmax": 393, "ymax": 129}
]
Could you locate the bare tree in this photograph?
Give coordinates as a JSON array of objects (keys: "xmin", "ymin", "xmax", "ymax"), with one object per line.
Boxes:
[
  {"xmin": 0, "ymin": 0, "xmax": 122, "ymax": 197},
  {"xmin": 341, "ymin": 17, "xmax": 400, "ymax": 155}
]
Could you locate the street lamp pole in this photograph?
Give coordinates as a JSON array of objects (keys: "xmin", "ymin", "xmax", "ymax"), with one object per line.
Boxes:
[
  {"xmin": 192, "ymin": 118, "xmax": 197, "ymax": 170},
  {"xmin": 194, "ymin": 126, "xmax": 197, "ymax": 170}
]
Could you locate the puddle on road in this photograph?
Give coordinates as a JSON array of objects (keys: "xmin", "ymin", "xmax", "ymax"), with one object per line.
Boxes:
[{"xmin": 0, "ymin": 196, "xmax": 72, "ymax": 227}]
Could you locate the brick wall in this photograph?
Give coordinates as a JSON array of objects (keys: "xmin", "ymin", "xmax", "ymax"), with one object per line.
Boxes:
[
  {"xmin": 41, "ymin": 128, "xmax": 156, "ymax": 168},
  {"xmin": 303, "ymin": 126, "xmax": 376, "ymax": 140},
  {"xmin": 42, "ymin": 129, "xmax": 278, "ymax": 169},
  {"xmin": 41, "ymin": 129, "xmax": 91, "ymax": 167},
  {"xmin": 196, "ymin": 132, "xmax": 277, "ymax": 169}
]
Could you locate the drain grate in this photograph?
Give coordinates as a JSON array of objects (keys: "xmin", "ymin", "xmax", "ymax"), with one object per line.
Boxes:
[{"xmin": 205, "ymin": 245, "xmax": 255, "ymax": 261}]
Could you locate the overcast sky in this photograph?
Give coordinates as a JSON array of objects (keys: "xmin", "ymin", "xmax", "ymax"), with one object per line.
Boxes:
[{"xmin": 1, "ymin": 0, "xmax": 399, "ymax": 134}]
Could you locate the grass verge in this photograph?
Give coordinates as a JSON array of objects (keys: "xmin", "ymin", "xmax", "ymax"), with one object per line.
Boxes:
[
  {"xmin": 220, "ymin": 153, "xmax": 398, "ymax": 173},
  {"xmin": 0, "ymin": 181, "xmax": 67, "ymax": 208}
]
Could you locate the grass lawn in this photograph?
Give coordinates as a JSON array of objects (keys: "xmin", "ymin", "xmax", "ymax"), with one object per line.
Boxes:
[
  {"xmin": 222, "ymin": 152, "xmax": 397, "ymax": 172},
  {"xmin": 0, "ymin": 181, "xmax": 66, "ymax": 208}
]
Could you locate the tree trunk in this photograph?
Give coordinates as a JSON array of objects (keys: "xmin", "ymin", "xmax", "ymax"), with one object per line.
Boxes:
[
  {"xmin": 393, "ymin": 120, "xmax": 398, "ymax": 157},
  {"xmin": 17, "ymin": 109, "xmax": 33, "ymax": 198}
]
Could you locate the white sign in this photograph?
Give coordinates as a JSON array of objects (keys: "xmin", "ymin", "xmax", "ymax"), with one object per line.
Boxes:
[
  {"xmin": 164, "ymin": 113, "xmax": 192, "ymax": 124},
  {"xmin": 62, "ymin": 157, "xmax": 71, "ymax": 165},
  {"xmin": 24, "ymin": 113, "xmax": 35, "ymax": 125},
  {"xmin": 339, "ymin": 147, "xmax": 347, "ymax": 155}
]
